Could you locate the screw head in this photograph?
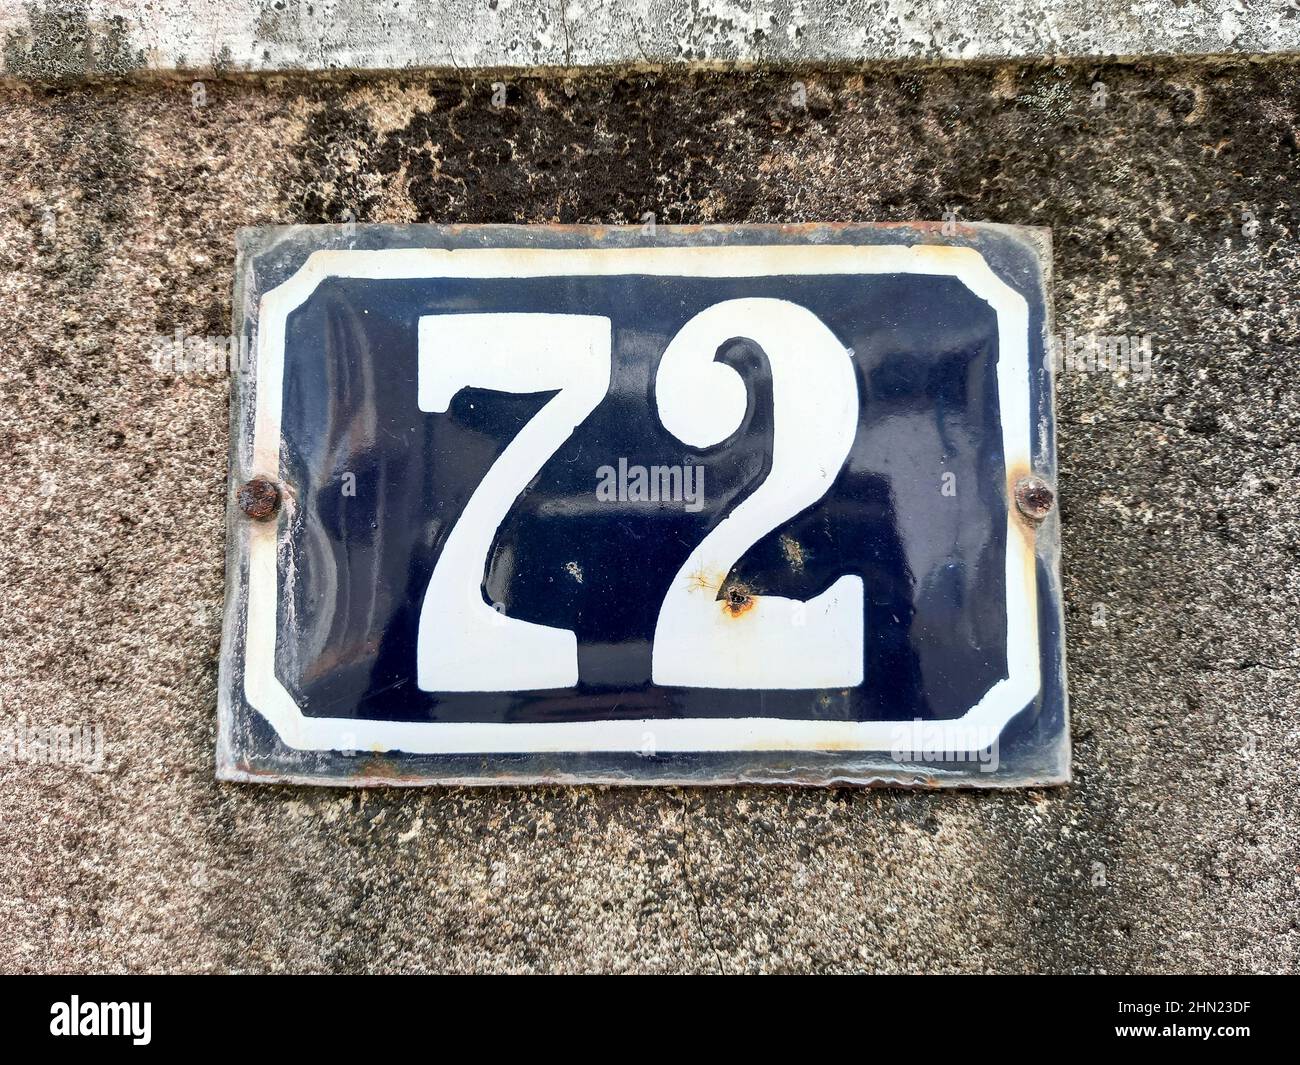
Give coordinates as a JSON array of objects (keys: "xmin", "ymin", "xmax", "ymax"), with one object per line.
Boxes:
[
  {"xmin": 238, "ymin": 478, "xmax": 281, "ymax": 522},
  {"xmin": 1014, "ymin": 475, "xmax": 1055, "ymax": 522}
]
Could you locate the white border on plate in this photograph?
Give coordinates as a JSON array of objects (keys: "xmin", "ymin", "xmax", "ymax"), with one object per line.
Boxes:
[{"xmin": 243, "ymin": 244, "xmax": 1038, "ymax": 754}]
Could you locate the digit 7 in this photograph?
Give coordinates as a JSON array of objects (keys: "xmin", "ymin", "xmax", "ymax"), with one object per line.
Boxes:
[{"xmin": 416, "ymin": 313, "xmax": 612, "ymax": 692}]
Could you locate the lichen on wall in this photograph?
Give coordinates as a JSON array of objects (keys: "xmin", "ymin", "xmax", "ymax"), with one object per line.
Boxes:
[{"xmin": 2, "ymin": 1, "xmax": 142, "ymax": 80}]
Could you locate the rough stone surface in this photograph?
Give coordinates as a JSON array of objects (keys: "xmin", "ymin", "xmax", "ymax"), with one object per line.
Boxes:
[
  {"xmin": 0, "ymin": 59, "xmax": 1297, "ymax": 973},
  {"xmin": 2, "ymin": 0, "xmax": 1300, "ymax": 80}
]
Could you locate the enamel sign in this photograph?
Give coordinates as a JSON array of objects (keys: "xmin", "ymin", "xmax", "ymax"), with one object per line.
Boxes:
[{"xmin": 218, "ymin": 224, "xmax": 1068, "ymax": 786}]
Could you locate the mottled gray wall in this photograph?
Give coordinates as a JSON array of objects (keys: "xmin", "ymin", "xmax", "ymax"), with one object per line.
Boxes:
[{"xmin": 0, "ymin": 60, "xmax": 1296, "ymax": 972}]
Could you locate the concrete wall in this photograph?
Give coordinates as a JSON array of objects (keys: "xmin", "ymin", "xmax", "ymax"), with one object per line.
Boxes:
[
  {"xmin": 0, "ymin": 57, "xmax": 1296, "ymax": 971},
  {"xmin": 1, "ymin": 0, "xmax": 1299, "ymax": 80}
]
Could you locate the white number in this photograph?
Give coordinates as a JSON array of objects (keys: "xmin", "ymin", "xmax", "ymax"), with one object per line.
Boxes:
[
  {"xmin": 651, "ymin": 299, "xmax": 864, "ymax": 688},
  {"xmin": 417, "ymin": 301, "xmax": 864, "ymax": 693},
  {"xmin": 416, "ymin": 313, "xmax": 612, "ymax": 691}
]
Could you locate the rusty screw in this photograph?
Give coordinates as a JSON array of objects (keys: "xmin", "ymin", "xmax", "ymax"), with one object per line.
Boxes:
[
  {"xmin": 1014, "ymin": 475, "xmax": 1055, "ymax": 522},
  {"xmin": 238, "ymin": 478, "xmax": 281, "ymax": 522}
]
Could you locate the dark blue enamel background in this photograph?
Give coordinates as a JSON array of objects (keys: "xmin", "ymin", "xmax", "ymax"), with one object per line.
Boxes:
[
  {"xmin": 220, "ymin": 224, "xmax": 1068, "ymax": 786},
  {"xmin": 279, "ymin": 272, "xmax": 1005, "ymax": 724}
]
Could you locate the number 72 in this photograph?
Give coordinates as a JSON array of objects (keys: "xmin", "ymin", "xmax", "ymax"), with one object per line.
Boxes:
[{"xmin": 416, "ymin": 300, "xmax": 864, "ymax": 693}]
